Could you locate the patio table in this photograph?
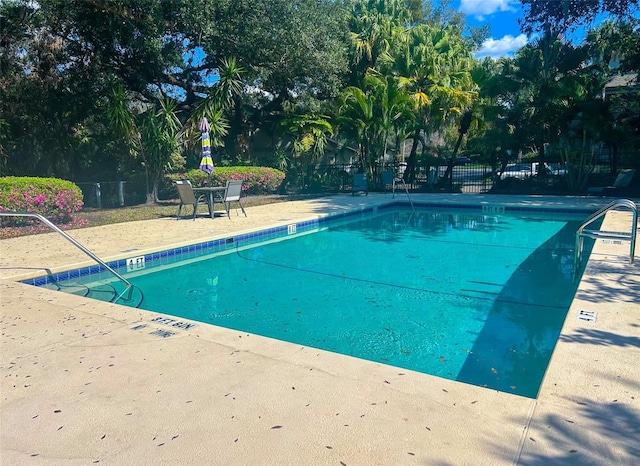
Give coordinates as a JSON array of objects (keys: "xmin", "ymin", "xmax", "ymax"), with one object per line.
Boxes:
[{"xmin": 193, "ymin": 186, "xmax": 226, "ymax": 218}]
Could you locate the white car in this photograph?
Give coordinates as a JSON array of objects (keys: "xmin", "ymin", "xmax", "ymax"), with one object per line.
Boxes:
[
  {"xmin": 499, "ymin": 163, "xmax": 533, "ymax": 180},
  {"xmin": 499, "ymin": 163, "xmax": 567, "ymax": 180}
]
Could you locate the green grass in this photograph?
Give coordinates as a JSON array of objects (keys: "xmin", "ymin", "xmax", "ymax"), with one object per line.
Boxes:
[{"xmin": 0, "ymin": 194, "xmax": 298, "ymax": 239}]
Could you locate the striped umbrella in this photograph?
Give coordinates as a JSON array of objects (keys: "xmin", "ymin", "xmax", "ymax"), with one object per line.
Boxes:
[{"xmin": 199, "ymin": 117, "xmax": 215, "ymax": 176}]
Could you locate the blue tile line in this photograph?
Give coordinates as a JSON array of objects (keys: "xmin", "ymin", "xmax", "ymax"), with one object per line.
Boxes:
[{"xmin": 24, "ymin": 202, "xmax": 595, "ymax": 288}]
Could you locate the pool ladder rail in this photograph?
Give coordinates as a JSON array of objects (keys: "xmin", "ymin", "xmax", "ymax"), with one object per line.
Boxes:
[
  {"xmin": 574, "ymin": 199, "xmax": 638, "ymax": 277},
  {"xmin": 390, "ymin": 175, "xmax": 415, "ymax": 210},
  {"xmin": 0, "ymin": 211, "xmax": 143, "ymax": 307}
]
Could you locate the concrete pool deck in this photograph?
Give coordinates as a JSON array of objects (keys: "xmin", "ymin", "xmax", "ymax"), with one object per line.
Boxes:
[{"xmin": 1, "ymin": 193, "xmax": 638, "ymax": 465}]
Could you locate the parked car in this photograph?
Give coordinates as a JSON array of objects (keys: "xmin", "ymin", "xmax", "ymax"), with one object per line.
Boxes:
[
  {"xmin": 499, "ymin": 163, "xmax": 533, "ymax": 180},
  {"xmin": 499, "ymin": 162, "xmax": 567, "ymax": 180}
]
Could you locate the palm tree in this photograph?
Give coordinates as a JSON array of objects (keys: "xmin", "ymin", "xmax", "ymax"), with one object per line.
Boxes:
[
  {"xmin": 368, "ymin": 70, "xmax": 415, "ymax": 172},
  {"xmin": 336, "ymin": 85, "xmax": 376, "ymax": 173},
  {"xmin": 348, "ymin": 0, "xmax": 411, "ymax": 83},
  {"xmin": 140, "ymin": 97, "xmax": 184, "ymax": 202},
  {"xmin": 105, "ymin": 84, "xmax": 185, "ymax": 203},
  {"xmin": 183, "ymin": 58, "xmax": 242, "ymax": 162},
  {"xmin": 506, "ymin": 27, "xmax": 589, "ymax": 175},
  {"xmin": 279, "ymin": 114, "xmax": 333, "ymax": 159},
  {"xmin": 336, "ymin": 69, "xmax": 414, "ymax": 178},
  {"xmin": 463, "ymin": 58, "xmax": 521, "ymax": 174},
  {"xmin": 278, "ymin": 113, "xmax": 334, "ymax": 190},
  {"xmin": 395, "ymin": 23, "xmax": 477, "ymax": 183},
  {"xmin": 105, "ymin": 84, "xmax": 147, "ymax": 198}
]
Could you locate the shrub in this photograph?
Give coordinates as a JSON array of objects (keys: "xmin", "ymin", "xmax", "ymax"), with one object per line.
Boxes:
[
  {"xmin": 164, "ymin": 166, "xmax": 285, "ymax": 196},
  {"xmin": 0, "ymin": 177, "xmax": 84, "ymax": 224}
]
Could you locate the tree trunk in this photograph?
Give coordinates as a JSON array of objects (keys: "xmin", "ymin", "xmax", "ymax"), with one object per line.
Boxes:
[
  {"xmin": 152, "ymin": 177, "xmax": 161, "ymax": 204},
  {"xmin": 442, "ymin": 130, "xmax": 465, "ymax": 184},
  {"xmin": 537, "ymin": 141, "xmax": 546, "ymax": 177},
  {"xmin": 404, "ymin": 134, "xmax": 420, "ymax": 184},
  {"xmin": 144, "ymin": 159, "xmax": 154, "ymax": 204},
  {"xmin": 146, "ymin": 173, "xmax": 159, "ymax": 204},
  {"xmin": 224, "ymin": 96, "xmax": 245, "ymax": 161},
  {"xmin": 443, "ymin": 111, "xmax": 472, "ymax": 185}
]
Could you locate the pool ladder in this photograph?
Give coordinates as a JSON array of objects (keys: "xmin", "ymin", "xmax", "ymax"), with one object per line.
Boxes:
[
  {"xmin": 574, "ymin": 199, "xmax": 638, "ymax": 277},
  {"xmin": 391, "ymin": 176, "xmax": 415, "ymax": 210},
  {"xmin": 0, "ymin": 211, "xmax": 138, "ymax": 305}
]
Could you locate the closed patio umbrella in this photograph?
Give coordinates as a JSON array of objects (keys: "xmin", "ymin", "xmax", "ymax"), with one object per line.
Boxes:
[{"xmin": 199, "ymin": 117, "xmax": 215, "ymax": 185}]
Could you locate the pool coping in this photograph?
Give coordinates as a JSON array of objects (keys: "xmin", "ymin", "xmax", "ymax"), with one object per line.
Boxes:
[
  {"xmin": 1, "ymin": 193, "xmax": 638, "ymax": 464},
  {"xmin": 21, "ymin": 200, "xmax": 592, "ymax": 399}
]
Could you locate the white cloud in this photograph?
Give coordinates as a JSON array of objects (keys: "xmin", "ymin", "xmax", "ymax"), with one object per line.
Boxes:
[
  {"xmin": 475, "ymin": 34, "xmax": 529, "ymax": 59},
  {"xmin": 459, "ymin": 0, "xmax": 517, "ymax": 20}
]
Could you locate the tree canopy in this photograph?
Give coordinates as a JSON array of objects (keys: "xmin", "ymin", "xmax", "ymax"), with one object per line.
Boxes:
[
  {"xmin": 520, "ymin": 0, "xmax": 640, "ymax": 33},
  {"xmin": 0, "ymin": 0, "xmax": 350, "ymax": 180}
]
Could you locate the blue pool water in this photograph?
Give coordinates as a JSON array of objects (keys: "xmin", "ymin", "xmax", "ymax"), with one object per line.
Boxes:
[{"xmin": 121, "ymin": 206, "xmax": 587, "ymax": 399}]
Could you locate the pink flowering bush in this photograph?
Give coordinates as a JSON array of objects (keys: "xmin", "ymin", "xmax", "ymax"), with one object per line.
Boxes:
[
  {"xmin": 165, "ymin": 167, "xmax": 285, "ymax": 195},
  {"xmin": 0, "ymin": 177, "xmax": 84, "ymax": 225}
]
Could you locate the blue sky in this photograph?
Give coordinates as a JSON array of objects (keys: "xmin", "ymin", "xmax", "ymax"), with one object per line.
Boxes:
[
  {"xmin": 452, "ymin": 0, "xmax": 604, "ymax": 58},
  {"xmin": 455, "ymin": 0, "xmax": 621, "ymax": 59},
  {"xmin": 456, "ymin": 0, "xmax": 529, "ymax": 58}
]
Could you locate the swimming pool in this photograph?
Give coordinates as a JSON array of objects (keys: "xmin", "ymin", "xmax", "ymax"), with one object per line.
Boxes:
[{"xmin": 29, "ymin": 204, "xmax": 595, "ymax": 398}]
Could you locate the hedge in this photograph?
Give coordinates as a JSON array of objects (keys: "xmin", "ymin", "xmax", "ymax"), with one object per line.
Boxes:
[
  {"xmin": 164, "ymin": 166, "xmax": 285, "ymax": 196},
  {"xmin": 0, "ymin": 177, "xmax": 84, "ymax": 223}
]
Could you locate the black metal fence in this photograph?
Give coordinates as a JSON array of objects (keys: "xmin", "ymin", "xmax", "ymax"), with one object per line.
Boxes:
[
  {"xmin": 77, "ymin": 181, "xmax": 147, "ymax": 208},
  {"xmin": 77, "ymin": 163, "xmax": 618, "ymax": 208},
  {"xmin": 304, "ymin": 163, "xmax": 616, "ymax": 195},
  {"xmin": 305, "ymin": 164, "xmax": 496, "ymax": 194}
]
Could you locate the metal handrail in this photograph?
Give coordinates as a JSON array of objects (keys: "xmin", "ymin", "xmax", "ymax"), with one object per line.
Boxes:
[
  {"xmin": 574, "ymin": 199, "xmax": 638, "ymax": 275},
  {"xmin": 0, "ymin": 211, "xmax": 134, "ymax": 303},
  {"xmin": 392, "ymin": 176, "xmax": 415, "ymax": 210}
]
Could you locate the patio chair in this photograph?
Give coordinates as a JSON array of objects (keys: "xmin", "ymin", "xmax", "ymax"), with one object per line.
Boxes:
[
  {"xmin": 381, "ymin": 171, "xmax": 395, "ymax": 194},
  {"xmin": 352, "ymin": 173, "xmax": 368, "ymax": 196},
  {"xmin": 587, "ymin": 169, "xmax": 636, "ymax": 196},
  {"xmin": 175, "ymin": 180, "xmax": 205, "ymax": 220},
  {"xmin": 221, "ymin": 180, "xmax": 247, "ymax": 218},
  {"xmin": 382, "ymin": 170, "xmax": 412, "ymax": 201}
]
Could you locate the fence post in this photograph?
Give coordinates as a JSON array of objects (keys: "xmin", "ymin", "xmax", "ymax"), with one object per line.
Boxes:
[
  {"xmin": 95, "ymin": 182, "xmax": 101, "ymax": 209},
  {"xmin": 118, "ymin": 181, "xmax": 125, "ymax": 207}
]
